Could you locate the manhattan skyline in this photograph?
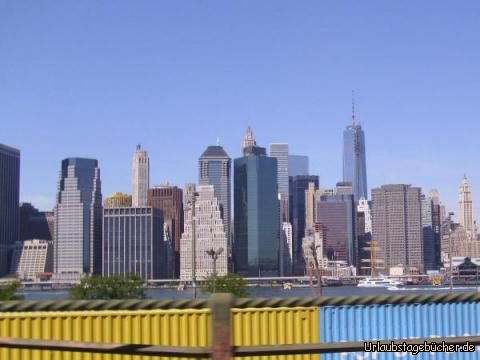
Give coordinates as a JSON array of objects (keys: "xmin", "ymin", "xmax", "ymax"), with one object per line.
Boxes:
[{"xmin": 2, "ymin": 1, "xmax": 480, "ymax": 219}]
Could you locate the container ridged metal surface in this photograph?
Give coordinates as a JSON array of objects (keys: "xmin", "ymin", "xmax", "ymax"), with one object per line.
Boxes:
[
  {"xmin": 0, "ymin": 309, "xmax": 210, "ymax": 360},
  {"xmin": 232, "ymin": 307, "xmax": 319, "ymax": 360},
  {"xmin": 320, "ymin": 302, "xmax": 480, "ymax": 360}
]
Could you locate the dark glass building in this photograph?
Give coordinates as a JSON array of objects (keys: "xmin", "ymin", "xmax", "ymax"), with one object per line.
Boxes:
[
  {"xmin": 103, "ymin": 207, "xmax": 167, "ymax": 280},
  {"xmin": 19, "ymin": 203, "xmax": 54, "ymax": 241},
  {"xmin": 234, "ymin": 143, "xmax": 279, "ymax": 276},
  {"xmin": 422, "ymin": 195, "xmax": 436, "ymax": 271},
  {"xmin": 316, "ymin": 194, "xmax": 356, "ymax": 265},
  {"xmin": 199, "ymin": 145, "xmax": 231, "ymax": 240},
  {"xmin": 0, "ymin": 144, "xmax": 20, "ymax": 277},
  {"xmin": 148, "ymin": 185, "xmax": 183, "ymax": 277},
  {"xmin": 289, "ymin": 175, "xmax": 319, "ymax": 274},
  {"xmin": 54, "ymin": 158, "xmax": 102, "ymax": 278},
  {"xmin": 288, "ymin": 155, "xmax": 309, "ymax": 177},
  {"xmin": 343, "ymin": 123, "xmax": 368, "ymax": 201}
]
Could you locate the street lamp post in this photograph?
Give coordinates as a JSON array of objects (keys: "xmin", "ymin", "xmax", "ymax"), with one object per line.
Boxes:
[
  {"xmin": 206, "ymin": 248, "xmax": 224, "ymax": 293},
  {"xmin": 309, "ymin": 242, "xmax": 322, "ymax": 297},
  {"xmin": 448, "ymin": 212, "xmax": 454, "ymax": 293},
  {"xmin": 189, "ymin": 192, "xmax": 199, "ymax": 299}
]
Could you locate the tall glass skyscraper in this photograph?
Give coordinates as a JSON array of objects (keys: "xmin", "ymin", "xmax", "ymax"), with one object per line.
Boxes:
[
  {"xmin": 234, "ymin": 128, "xmax": 279, "ymax": 276},
  {"xmin": 54, "ymin": 158, "xmax": 102, "ymax": 278},
  {"xmin": 0, "ymin": 144, "xmax": 20, "ymax": 277},
  {"xmin": 288, "ymin": 155, "xmax": 309, "ymax": 177},
  {"xmin": 269, "ymin": 143, "xmax": 289, "ymax": 200},
  {"xmin": 289, "ymin": 175, "xmax": 319, "ymax": 275},
  {"xmin": 199, "ymin": 145, "xmax": 231, "ymax": 240},
  {"xmin": 343, "ymin": 123, "xmax": 368, "ymax": 201}
]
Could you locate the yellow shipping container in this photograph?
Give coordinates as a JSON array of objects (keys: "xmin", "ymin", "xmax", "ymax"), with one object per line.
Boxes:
[{"xmin": 0, "ymin": 306, "xmax": 319, "ymax": 360}]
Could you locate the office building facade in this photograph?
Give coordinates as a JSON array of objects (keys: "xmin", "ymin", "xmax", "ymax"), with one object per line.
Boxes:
[
  {"xmin": 0, "ymin": 144, "xmax": 20, "ymax": 277},
  {"xmin": 199, "ymin": 145, "xmax": 231, "ymax": 241},
  {"xmin": 289, "ymin": 175, "xmax": 319, "ymax": 274},
  {"xmin": 148, "ymin": 185, "xmax": 183, "ymax": 277},
  {"xmin": 19, "ymin": 202, "xmax": 54, "ymax": 242},
  {"xmin": 422, "ymin": 195, "xmax": 436, "ymax": 271},
  {"xmin": 316, "ymin": 194, "xmax": 356, "ymax": 265},
  {"xmin": 180, "ymin": 185, "xmax": 228, "ymax": 280},
  {"xmin": 103, "ymin": 206, "xmax": 167, "ymax": 279},
  {"xmin": 54, "ymin": 158, "xmax": 102, "ymax": 278},
  {"xmin": 10, "ymin": 239, "xmax": 53, "ymax": 280},
  {"xmin": 343, "ymin": 123, "xmax": 368, "ymax": 201},
  {"xmin": 288, "ymin": 155, "xmax": 309, "ymax": 177},
  {"xmin": 104, "ymin": 192, "xmax": 132, "ymax": 208},
  {"xmin": 132, "ymin": 145, "xmax": 149, "ymax": 207},
  {"xmin": 459, "ymin": 175, "xmax": 476, "ymax": 239},
  {"xmin": 371, "ymin": 184, "xmax": 424, "ymax": 274},
  {"xmin": 269, "ymin": 143, "xmax": 289, "ymax": 200},
  {"xmin": 234, "ymin": 129, "xmax": 279, "ymax": 276}
]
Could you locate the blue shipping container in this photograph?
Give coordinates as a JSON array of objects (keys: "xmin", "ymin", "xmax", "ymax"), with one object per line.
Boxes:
[{"xmin": 320, "ymin": 302, "xmax": 480, "ymax": 360}]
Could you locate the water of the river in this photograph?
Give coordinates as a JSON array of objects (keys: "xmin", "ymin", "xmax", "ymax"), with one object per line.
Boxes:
[{"xmin": 18, "ymin": 285, "xmax": 480, "ymax": 301}]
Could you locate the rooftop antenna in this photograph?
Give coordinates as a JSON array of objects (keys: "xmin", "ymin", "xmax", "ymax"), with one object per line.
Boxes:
[
  {"xmin": 216, "ymin": 137, "xmax": 221, "ymax": 146},
  {"xmin": 351, "ymin": 90, "xmax": 355, "ymax": 124},
  {"xmin": 136, "ymin": 144, "xmax": 141, "ymax": 150}
]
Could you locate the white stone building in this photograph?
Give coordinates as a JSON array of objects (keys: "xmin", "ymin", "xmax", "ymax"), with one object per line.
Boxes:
[
  {"xmin": 458, "ymin": 174, "xmax": 476, "ymax": 240},
  {"xmin": 12, "ymin": 239, "xmax": 53, "ymax": 280},
  {"xmin": 180, "ymin": 185, "xmax": 228, "ymax": 280},
  {"xmin": 357, "ymin": 198, "xmax": 372, "ymax": 233},
  {"xmin": 132, "ymin": 145, "xmax": 150, "ymax": 207}
]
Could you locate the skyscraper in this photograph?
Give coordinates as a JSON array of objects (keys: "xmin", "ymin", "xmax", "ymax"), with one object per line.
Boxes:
[
  {"xmin": 19, "ymin": 202, "xmax": 54, "ymax": 242},
  {"xmin": 234, "ymin": 128, "xmax": 279, "ymax": 276},
  {"xmin": 371, "ymin": 184, "xmax": 424, "ymax": 274},
  {"xmin": 305, "ymin": 182, "xmax": 321, "ymax": 232},
  {"xmin": 103, "ymin": 206, "xmax": 167, "ymax": 280},
  {"xmin": 356, "ymin": 199, "xmax": 372, "ymax": 275},
  {"xmin": 242, "ymin": 126, "xmax": 256, "ymax": 149},
  {"xmin": 421, "ymin": 195, "xmax": 436, "ymax": 271},
  {"xmin": 148, "ymin": 185, "xmax": 183, "ymax": 277},
  {"xmin": 316, "ymin": 193, "xmax": 356, "ymax": 265},
  {"xmin": 289, "ymin": 175, "xmax": 319, "ymax": 274},
  {"xmin": 104, "ymin": 192, "xmax": 132, "ymax": 208},
  {"xmin": 280, "ymin": 222, "xmax": 293, "ymax": 276},
  {"xmin": 199, "ymin": 145, "xmax": 231, "ymax": 240},
  {"xmin": 270, "ymin": 143, "xmax": 290, "ymax": 222},
  {"xmin": 132, "ymin": 145, "xmax": 149, "ymax": 207},
  {"xmin": 54, "ymin": 158, "xmax": 102, "ymax": 278},
  {"xmin": 269, "ymin": 143, "xmax": 289, "ymax": 200},
  {"xmin": 10, "ymin": 239, "xmax": 53, "ymax": 280},
  {"xmin": 288, "ymin": 155, "xmax": 309, "ymax": 177},
  {"xmin": 180, "ymin": 185, "xmax": 228, "ymax": 280},
  {"xmin": 0, "ymin": 144, "xmax": 20, "ymax": 277},
  {"xmin": 183, "ymin": 183, "xmax": 196, "ymax": 209},
  {"xmin": 343, "ymin": 120, "xmax": 368, "ymax": 201},
  {"xmin": 427, "ymin": 189, "xmax": 442, "ymax": 269},
  {"xmin": 459, "ymin": 174, "xmax": 476, "ymax": 239}
]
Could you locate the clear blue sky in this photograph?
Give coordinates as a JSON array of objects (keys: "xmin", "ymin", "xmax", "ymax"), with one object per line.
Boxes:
[{"xmin": 2, "ymin": 1, "xmax": 480, "ymax": 220}]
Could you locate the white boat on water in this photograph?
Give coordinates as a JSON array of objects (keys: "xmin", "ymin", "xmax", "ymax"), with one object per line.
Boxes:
[{"xmin": 357, "ymin": 277, "xmax": 403, "ymax": 288}]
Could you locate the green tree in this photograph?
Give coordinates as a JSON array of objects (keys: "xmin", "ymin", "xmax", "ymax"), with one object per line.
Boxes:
[
  {"xmin": 203, "ymin": 273, "xmax": 249, "ymax": 297},
  {"xmin": 0, "ymin": 281, "xmax": 23, "ymax": 300},
  {"xmin": 69, "ymin": 274, "xmax": 146, "ymax": 300}
]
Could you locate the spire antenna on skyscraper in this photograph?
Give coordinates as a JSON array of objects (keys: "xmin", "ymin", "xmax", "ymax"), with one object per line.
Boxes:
[
  {"xmin": 351, "ymin": 90, "xmax": 355, "ymax": 124},
  {"xmin": 242, "ymin": 125, "xmax": 257, "ymax": 150}
]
